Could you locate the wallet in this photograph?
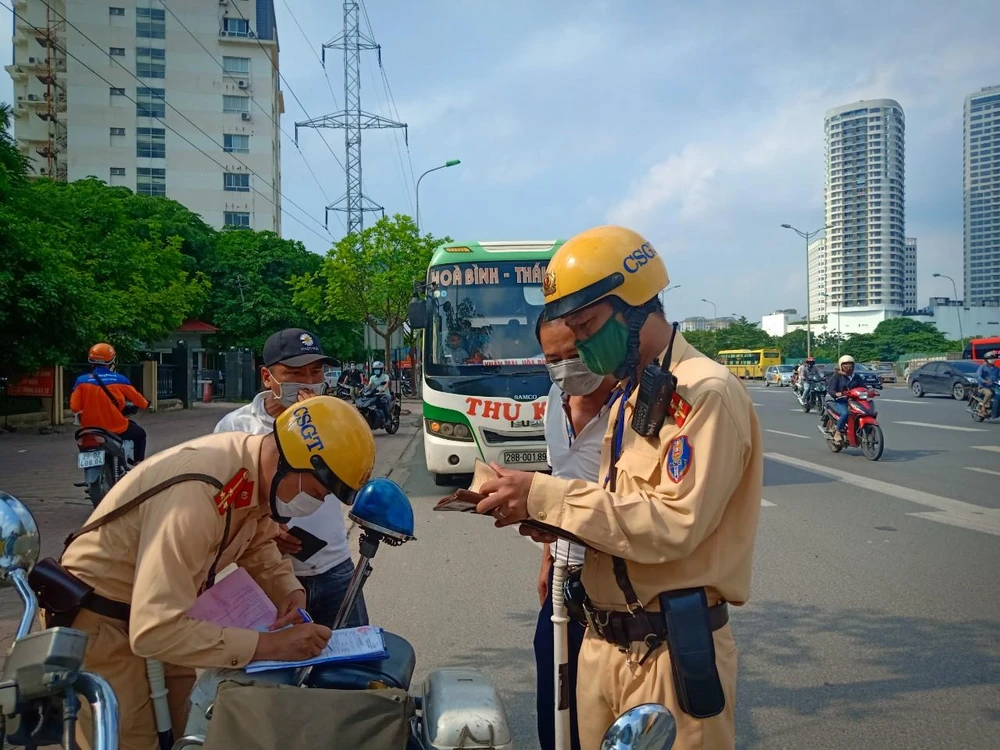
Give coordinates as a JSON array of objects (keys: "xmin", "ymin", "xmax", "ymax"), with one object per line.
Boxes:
[{"xmin": 285, "ymin": 526, "xmax": 329, "ymax": 562}]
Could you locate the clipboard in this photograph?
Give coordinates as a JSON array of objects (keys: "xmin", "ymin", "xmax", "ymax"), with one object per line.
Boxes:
[{"xmin": 285, "ymin": 526, "xmax": 329, "ymax": 562}]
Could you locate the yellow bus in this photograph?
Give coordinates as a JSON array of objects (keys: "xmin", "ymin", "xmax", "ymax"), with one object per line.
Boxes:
[{"xmin": 716, "ymin": 349, "xmax": 782, "ymax": 379}]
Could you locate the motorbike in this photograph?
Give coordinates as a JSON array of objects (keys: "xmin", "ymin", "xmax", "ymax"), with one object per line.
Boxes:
[
  {"xmin": 0, "ymin": 491, "xmax": 120, "ymax": 750},
  {"xmin": 73, "ymin": 427, "xmax": 134, "ymax": 508},
  {"xmin": 796, "ymin": 375, "xmax": 826, "ymax": 413},
  {"xmin": 355, "ymin": 385, "xmax": 401, "ymax": 434},
  {"xmin": 818, "ymin": 386, "xmax": 885, "ymax": 461},
  {"xmin": 325, "ymin": 382, "xmax": 355, "ymax": 402},
  {"xmin": 967, "ymin": 386, "xmax": 999, "ymax": 423}
]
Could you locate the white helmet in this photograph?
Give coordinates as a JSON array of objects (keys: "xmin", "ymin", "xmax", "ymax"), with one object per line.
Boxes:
[
  {"xmin": 985, "ymin": 351, "xmax": 998, "ymax": 361},
  {"xmin": 838, "ymin": 355, "xmax": 855, "ymax": 366},
  {"xmin": 373, "ymin": 361, "xmax": 384, "ymax": 371}
]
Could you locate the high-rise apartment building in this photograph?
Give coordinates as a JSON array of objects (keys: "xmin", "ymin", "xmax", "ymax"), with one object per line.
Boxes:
[
  {"xmin": 807, "ymin": 234, "xmax": 827, "ymax": 320},
  {"xmin": 5, "ymin": 0, "xmax": 282, "ymax": 232},
  {"xmin": 824, "ymin": 99, "xmax": 906, "ymax": 310},
  {"xmin": 964, "ymin": 85, "xmax": 1000, "ymax": 305},
  {"xmin": 904, "ymin": 237, "xmax": 917, "ymax": 311}
]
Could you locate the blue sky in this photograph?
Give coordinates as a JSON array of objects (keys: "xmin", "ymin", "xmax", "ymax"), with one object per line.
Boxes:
[{"xmin": 3, "ymin": 0, "xmax": 999, "ymax": 321}]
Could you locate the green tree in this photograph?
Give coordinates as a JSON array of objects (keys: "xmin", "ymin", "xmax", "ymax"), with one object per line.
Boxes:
[
  {"xmin": 714, "ymin": 319, "xmax": 774, "ymax": 352},
  {"xmin": 869, "ymin": 318, "xmax": 950, "ymax": 360},
  {"xmin": 297, "ymin": 214, "xmax": 447, "ymax": 367}
]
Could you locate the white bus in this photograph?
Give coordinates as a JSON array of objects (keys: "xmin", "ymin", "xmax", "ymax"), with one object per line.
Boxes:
[{"xmin": 408, "ymin": 240, "xmax": 565, "ymax": 485}]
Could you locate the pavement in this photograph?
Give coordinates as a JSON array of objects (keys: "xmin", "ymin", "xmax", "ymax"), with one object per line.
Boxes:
[{"xmin": 2, "ymin": 388, "xmax": 998, "ymax": 748}]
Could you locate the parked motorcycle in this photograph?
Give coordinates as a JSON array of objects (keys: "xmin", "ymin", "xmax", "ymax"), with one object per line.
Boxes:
[
  {"xmin": 796, "ymin": 376, "xmax": 826, "ymax": 413},
  {"xmin": 74, "ymin": 427, "xmax": 134, "ymax": 507},
  {"xmin": 818, "ymin": 386, "xmax": 885, "ymax": 461},
  {"xmin": 967, "ymin": 386, "xmax": 999, "ymax": 423},
  {"xmin": 0, "ymin": 491, "xmax": 120, "ymax": 750},
  {"xmin": 355, "ymin": 385, "xmax": 401, "ymax": 434}
]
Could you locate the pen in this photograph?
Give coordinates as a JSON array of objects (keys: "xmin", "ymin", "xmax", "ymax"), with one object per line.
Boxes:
[{"xmin": 297, "ymin": 608, "xmax": 313, "ymax": 624}]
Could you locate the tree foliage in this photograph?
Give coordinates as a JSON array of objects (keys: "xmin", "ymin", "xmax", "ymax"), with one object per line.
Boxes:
[{"xmin": 297, "ymin": 214, "xmax": 447, "ymax": 366}]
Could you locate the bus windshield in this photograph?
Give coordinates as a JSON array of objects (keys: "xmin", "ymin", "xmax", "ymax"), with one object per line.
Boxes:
[{"xmin": 425, "ymin": 260, "xmax": 548, "ymax": 375}]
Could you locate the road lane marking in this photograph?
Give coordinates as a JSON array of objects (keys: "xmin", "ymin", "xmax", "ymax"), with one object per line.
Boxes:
[
  {"xmin": 761, "ymin": 499, "xmax": 776, "ymax": 507},
  {"xmin": 879, "ymin": 398, "xmax": 926, "ymax": 404},
  {"xmin": 765, "ymin": 452, "xmax": 1000, "ymax": 537},
  {"xmin": 894, "ymin": 421, "xmax": 987, "ymax": 433},
  {"xmin": 765, "ymin": 429, "xmax": 811, "ymax": 439},
  {"xmin": 965, "ymin": 466, "xmax": 1000, "ymax": 477},
  {"xmin": 973, "ymin": 445, "xmax": 1000, "ymax": 453},
  {"xmin": 753, "ymin": 403, "xmax": 763, "ymax": 407}
]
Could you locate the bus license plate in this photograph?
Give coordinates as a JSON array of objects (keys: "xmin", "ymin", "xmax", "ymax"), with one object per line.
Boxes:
[
  {"xmin": 78, "ymin": 451, "xmax": 105, "ymax": 469},
  {"xmin": 503, "ymin": 450, "xmax": 547, "ymax": 465}
]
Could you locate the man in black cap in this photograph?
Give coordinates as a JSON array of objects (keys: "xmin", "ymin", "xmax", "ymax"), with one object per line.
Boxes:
[{"xmin": 214, "ymin": 328, "xmax": 370, "ymax": 628}]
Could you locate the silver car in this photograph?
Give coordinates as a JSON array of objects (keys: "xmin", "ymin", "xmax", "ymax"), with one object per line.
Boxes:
[{"xmin": 765, "ymin": 365, "xmax": 796, "ymax": 387}]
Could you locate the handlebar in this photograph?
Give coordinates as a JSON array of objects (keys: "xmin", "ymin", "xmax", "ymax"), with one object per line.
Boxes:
[
  {"xmin": 75, "ymin": 671, "xmax": 121, "ymax": 749},
  {"xmin": 8, "ymin": 568, "xmax": 36, "ymax": 641}
]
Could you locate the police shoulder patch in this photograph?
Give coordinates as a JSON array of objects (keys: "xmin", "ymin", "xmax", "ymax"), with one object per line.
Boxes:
[
  {"xmin": 670, "ymin": 392, "xmax": 692, "ymax": 427},
  {"xmin": 666, "ymin": 436, "xmax": 692, "ymax": 484},
  {"xmin": 213, "ymin": 468, "xmax": 253, "ymax": 515}
]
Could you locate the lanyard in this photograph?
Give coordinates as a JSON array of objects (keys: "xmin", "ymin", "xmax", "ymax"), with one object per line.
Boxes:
[
  {"xmin": 603, "ymin": 381, "xmax": 632, "ymax": 491},
  {"xmin": 564, "ymin": 387, "xmax": 619, "ymax": 448}
]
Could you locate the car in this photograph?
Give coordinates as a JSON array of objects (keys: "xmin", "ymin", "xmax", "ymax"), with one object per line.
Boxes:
[
  {"xmin": 871, "ymin": 362, "xmax": 897, "ymax": 384},
  {"xmin": 852, "ymin": 363, "xmax": 883, "ymax": 389},
  {"xmin": 906, "ymin": 360, "xmax": 981, "ymax": 400},
  {"xmin": 765, "ymin": 364, "xmax": 796, "ymax": 387}
]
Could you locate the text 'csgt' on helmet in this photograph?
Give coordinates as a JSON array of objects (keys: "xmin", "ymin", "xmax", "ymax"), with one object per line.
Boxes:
[{"xmin": 542, "ymin": 226, "xmax": 669, "ymax": 321}]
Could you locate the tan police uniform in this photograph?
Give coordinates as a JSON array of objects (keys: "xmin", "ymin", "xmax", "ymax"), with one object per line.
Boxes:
[
  {"xmin": 526, "ymin": 333, "xmax": 763, "ymax": 750},
  {"xmin": 59, "ymin": 431, "xmax": 304, "ymax": 750}
]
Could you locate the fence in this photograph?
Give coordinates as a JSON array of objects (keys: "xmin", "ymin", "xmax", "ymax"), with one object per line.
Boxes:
[{"xmin": 158, "ymin": 363, "xmax": 178, "ymax": 400}]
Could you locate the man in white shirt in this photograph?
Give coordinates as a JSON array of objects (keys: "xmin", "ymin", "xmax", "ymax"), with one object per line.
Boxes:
[
  {"xmin": 534, "ymin": 316, "xmax": 616, "ymax": 750},
  {"xmin": 215, "ymin": 328, "xmax": 368, "ymax": 628}
]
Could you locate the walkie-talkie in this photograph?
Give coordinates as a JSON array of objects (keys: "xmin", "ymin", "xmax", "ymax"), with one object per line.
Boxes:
[{"xmin": 630, "ymin": 323, "xmax": 680, "ymax": 437}]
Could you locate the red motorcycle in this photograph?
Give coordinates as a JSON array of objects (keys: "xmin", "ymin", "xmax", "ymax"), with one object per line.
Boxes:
[{"xmin": 819, "ymin": 386, "xmax": 884, "ymax": 461}]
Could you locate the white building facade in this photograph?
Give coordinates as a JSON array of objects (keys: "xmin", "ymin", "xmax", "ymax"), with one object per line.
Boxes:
[
  {"xmin": 904, "ymin": 237, "xmax": 918, "ymax": 312},
  {"xmin": 6, "ymin": 0, "xmax": 282, "ymax": 232},
  {"xmin": 964, "ymin": 85, "xmax": 1000, "ymax": 306},
  {"xmin": 824, "ymin": 100, "xmax": 906, "ymax": 311},
  {"xmin": 807, "ymin": 235, "xmax": 827, "ymax": 320}
]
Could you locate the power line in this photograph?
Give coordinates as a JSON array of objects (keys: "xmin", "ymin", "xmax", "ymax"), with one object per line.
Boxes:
[
  {"xmin": 279, "ymin": 0, "xmax": 341, "ymax": 113},
  {"xmin": 153, "ymin": 0, "xmax": 332, "ymax": 208},
  {"xmin": 0, "ymin": 0, "xmax": 332, "ymax": 243}
]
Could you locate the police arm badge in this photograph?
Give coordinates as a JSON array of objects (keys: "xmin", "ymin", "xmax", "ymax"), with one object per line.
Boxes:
[{"xmin": 666, "ymin": 436, "xmax": 693, "ymax": 484}]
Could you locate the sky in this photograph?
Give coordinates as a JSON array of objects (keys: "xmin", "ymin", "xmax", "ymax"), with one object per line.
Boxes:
[{"xmin": 2, "ymin": 0, "xmax": 999, "ymax": 323}]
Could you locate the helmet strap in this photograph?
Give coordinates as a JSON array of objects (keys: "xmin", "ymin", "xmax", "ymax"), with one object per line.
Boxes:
[
  {"xmin": 615, "ymin": 299, "xmax": 658, "ymax": 384},
  {"xmin": 268, "ymin": 458, "xmax": 293, "ymax": 523}
]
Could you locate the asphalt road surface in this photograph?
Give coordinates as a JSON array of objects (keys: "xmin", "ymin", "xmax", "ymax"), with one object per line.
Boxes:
[{"xmin": 365, "ymin": 383, "xmax": 999, "ymax": 749}]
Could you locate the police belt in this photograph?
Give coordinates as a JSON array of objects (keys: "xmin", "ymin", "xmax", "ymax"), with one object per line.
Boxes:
[
  {"xmin": 81, "ymin": 592, "xmax": 131, "ymax": 622},
  {"xmin": 586, "ymin": 601, "xmax": 728, "ymax": 649}
]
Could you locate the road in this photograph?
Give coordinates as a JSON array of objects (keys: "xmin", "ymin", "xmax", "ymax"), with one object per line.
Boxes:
[
  {"xmin": 2, "ymin": 391, "xmax": 998, "ymax": 748},
  {"xmin": 366, "ymin": 383, "xmax": 1000, "ymax": 749}
]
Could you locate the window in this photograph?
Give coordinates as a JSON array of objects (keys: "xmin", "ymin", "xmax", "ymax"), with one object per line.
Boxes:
[
  {"xmin": 136, "ymin": 87, "xmax": 165, "ymax": 117},
  {"xmin": 223, "ymin": 133, "xmax": 249, "ymax": 153},
  {"xmin": 222, "ymin": 95, "xmax": 249, "ymax": 113},
  {"xmin": 110, "ymin": 87, "xmax": 125, "ymax": 96},
  {"xmin": 136, "ymin": 7, "xmax": 165, "ymax": 39},
  {"xmin": 224, "ymin": 172, "xmax": 250, "ymax": 192},
  {"xmin": 110, "ymin": 167, "xmax": 126, "ymax": 176},
  {"xmin": 136, "ymin": 47, "xmax": 165, "ymax": 78},
  {"xmin": 222, "ymin": 18, "xmax": 250, "ymax": 37},
  {"xmin": 109, "ymin": 47, "xmax": 125, "ymax": 56},
  {"xmin": 223, "ymin": 56, "xmax": 250, "ymax": 75},
  {"xmin": 137, "ymin": 167, "xmax": 166, "ymax": 197},
  {"xmin": 136, "ymin": 127, "xmax": 166, "ymax": 158},
  {"xmin": 110, "ymin": 127, "xmax": 126, "ymax": 136},
  {"xmin": 224, "ymin": 211, "xmax": 251, "ymax": 228},
  {"xmin": 109, "ymin": 7, "xmax": 124, "ymax": 16}
]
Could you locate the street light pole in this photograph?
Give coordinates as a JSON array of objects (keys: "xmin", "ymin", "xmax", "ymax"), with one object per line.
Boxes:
[
  {"xmin": 781, "ymin": 223, "xmax": 828, "ymax": 359},
  {"xmin": 932, "ymin": 273, "xmax": 964, "ymax": 348},
  {"xmin": 415, "ymin": 159, "xmax": 461, "ymax": 233},
  {"xmin": 701, "ymin": 298, "xmax": 717, "ymax": 326}
]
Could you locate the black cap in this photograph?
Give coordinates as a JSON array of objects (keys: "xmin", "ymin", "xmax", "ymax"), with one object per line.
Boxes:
[{"xmin": 263, "ymin": 328, "xmax": 333, "ymax": 368}]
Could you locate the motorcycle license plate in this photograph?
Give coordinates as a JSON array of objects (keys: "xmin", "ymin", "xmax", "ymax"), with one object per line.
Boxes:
[
  {"xmin": 503, "ymin": 450, "xmax": 547, "ymax": 465},
  {"xmin": 78, "ymin": 451, "xmax": 105, "ymax": 469}
]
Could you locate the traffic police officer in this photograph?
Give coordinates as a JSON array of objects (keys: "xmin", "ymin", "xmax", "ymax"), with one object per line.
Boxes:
[
  {"xmin": 50, "ymin": 396, "xmax": 375, "ymax": 750},
  {"xmin": 477, "ymin": 226, "xmax": 763, "ymax": 749}
]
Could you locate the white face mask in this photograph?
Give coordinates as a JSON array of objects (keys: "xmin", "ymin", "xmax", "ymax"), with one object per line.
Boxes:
[
  {"xmin": 278, "ymin": 475, "xmax": 326, "ymax": 518},
  {"xmin": 269, "ymin": 376, "xmax": 325, "ymax": 407},
  {"xmin": 546, "ymin": 358, "xmax": 605, "ymax": 396}
]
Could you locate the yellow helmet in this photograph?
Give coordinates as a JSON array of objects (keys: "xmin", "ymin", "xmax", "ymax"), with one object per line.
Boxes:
[
  {"xmin": 543, "ymin": 226, "xmax": 669, "ymax": 320},
  {"xmin": 273, "ymin": 395, "xmax": 376, "ymax": 505}
]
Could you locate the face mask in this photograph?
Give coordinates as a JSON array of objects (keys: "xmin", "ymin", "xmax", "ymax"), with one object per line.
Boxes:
[
  {"xmin": 546, "ymin": 358, "xmax": 605, "ymax": 396},
  {"xmin": 374, "ymin": 369, "xmax": 383, "ymax": 377},
  {"xmin": 269, "ymin": 376, "xmax": 325, "ymax": 407},
  {"xmin": 575, "ymin": 315, "xmax": 631, "ymax": 376},
  {"xmin": 278, "ymin": 474, "xmax": 325, "ymax": 518}
]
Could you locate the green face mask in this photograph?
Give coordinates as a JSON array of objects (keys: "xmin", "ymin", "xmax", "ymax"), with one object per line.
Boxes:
[{"xmin": 576, "ymin": 315, "xmax": 631, "ymax": 376}]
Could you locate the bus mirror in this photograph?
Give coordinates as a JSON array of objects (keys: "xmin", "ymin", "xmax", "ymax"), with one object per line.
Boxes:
[{"xmin": 408, "ymin": 298, "xmax": 427, "ymax": 330}]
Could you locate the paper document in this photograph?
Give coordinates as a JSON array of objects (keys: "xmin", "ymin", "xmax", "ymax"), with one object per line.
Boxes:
[
  {"xmin": 186, "ymin": 567, "xmax": 277, "ymax": 631},
  {"xmin": 245, "ymin": 625, "xmax": 389, "ymax": 673}
]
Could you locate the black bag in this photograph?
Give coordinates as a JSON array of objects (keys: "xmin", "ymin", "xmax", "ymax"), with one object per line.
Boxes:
[{"xmin": 27, "ymin": 558, "xmax": 94, "ymax": 629}]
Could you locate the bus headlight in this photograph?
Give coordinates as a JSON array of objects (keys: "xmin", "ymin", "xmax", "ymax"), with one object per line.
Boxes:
[{"xmin": 425, "ymin": 419, "xmax": 474, "ymax": 442}]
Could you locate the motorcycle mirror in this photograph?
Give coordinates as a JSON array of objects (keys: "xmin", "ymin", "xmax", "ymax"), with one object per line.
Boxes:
[
  {"xmin": 0, "ymin": 491, "xmax": 41, "ymax": 583},
  {"xmin": 600, "ymin": 703, "xmax": 677, "ymax": 750}
]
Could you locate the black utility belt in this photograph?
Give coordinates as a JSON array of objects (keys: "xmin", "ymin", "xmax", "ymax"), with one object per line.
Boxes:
[
  {"xmin": 586, "ymin": 601, "xmax": 728, "ymax": 649},
  {"xmin": 81, "ymin": 592, "xmax": 131, "ymax": 622}
]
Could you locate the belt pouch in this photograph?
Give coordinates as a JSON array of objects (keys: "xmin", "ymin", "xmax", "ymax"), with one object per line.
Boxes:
[
  {"xmin": 27, "ymin": 557, "xmax": 94, "ymax": 629},
  {"xmin": 659, "ymin": 588, "xmax": 725, "ymax": 719},
  {"xmin": 562, "ymin": 567, "xmax": 591, "ymax": 627}
]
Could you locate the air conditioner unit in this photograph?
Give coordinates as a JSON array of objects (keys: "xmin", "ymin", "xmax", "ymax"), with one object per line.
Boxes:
[
  {"xmin": 17, "ymin": 95, "xmax": 24, "ymax": 101},
  {"xmin": 248, "ymin": 30, "xmax": 256, "ymax": 38},
  {"xmin": 219, "ymin": 30, "xmax": 228, "ymax": 36},
  {"xmin": 27, "ymin": 94, "xmax": 38, "ymax": 101},
  {"xmin": 237, "ymin": 79, "xmax": 247, "ymax": 89},
  {"xmin": 28, "ymin": 57, "xmax": 37, "ymax": 63},
  {"xmin": 240, "ymin": 112, "xmax": 251, "ymax": 121}
]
